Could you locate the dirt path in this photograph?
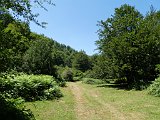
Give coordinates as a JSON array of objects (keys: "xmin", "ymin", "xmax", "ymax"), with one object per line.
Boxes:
[
  {"xmin": 68, "ymin": 82, "xmax": 127, "ymax": 120},
  {"xmin": 68, "ymin": 82, "xmax": 96, "ymax": 120}
]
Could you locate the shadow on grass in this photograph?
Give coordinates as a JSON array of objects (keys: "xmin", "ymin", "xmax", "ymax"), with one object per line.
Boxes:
[{"xmin": 97, "ymin": 83, "xmax": 130, "ymax": 90}]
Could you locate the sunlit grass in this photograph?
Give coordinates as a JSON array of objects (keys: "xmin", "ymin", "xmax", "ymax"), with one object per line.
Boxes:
[
  {"xmin": 82, "ymin": 83, "xmax": 160, "ymax": 120},
  {"xmin": 25, "ymin": 86, "xmax": 76, "ymax": 120},
  {"xmin": 26, "ymin": 82, "xmax": 160, "ymax": 120}
]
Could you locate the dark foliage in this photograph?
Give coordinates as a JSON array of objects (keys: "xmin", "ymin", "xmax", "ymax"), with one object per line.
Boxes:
[{"xmin": 0, "ymin": 95, "xmax": 35, "ymax": 120}]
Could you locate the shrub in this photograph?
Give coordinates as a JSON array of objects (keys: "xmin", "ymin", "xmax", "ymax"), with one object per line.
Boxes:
[
  {"xmin": 0, "ymin": 73, "xmax": 63, "ymax": 101},
  {"xmin": 82, "ymin": 78, "xmax": 108, "ymax": 85},
  {"xmin": 73, "ymin": 77, "xmax": 82, "ymax": 81},
  {"xmin": 148, "ymin": 77, "xmax": 160, "ymax": 97},
  {"xmin": 0, "ymin": 95, "xmax": 35, "ymax": 120},
  {"xmin": 83, "ymin": 70, "xmax": 94, "ymax": 78},
  {"xmin": 54, "ymin": 66, "xmax": 67, "ymax": 86},
  {"xmin": 55, "ymin": 78, "xmax": 66, "ymax": 87},
  {"xmin": 62, "ymin": 68, "xmax": 73, "ymax": 82},
  {"xmin": 113, "ymin": 78, "xmax": 127, "ymax": 84},
  {"xmin": 72, "ymin": 69, "xmax": 83, "ymax": 78}
]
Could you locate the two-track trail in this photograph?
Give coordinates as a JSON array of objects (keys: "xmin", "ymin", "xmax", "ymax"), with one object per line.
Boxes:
[
  {"xmin": 68, "ymin": 82, "xmax": 127, "ymax": 120},
  {"xmin": 26, "ymin": 81, "xmax": 146, "ymax": 120}
]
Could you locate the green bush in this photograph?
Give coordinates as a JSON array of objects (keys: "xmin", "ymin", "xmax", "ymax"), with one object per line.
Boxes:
[
  {"xmin": 56, "ymin": 78, "xmax": 66, "ymax": 87},
  {"xmin": 0, "ymin": 73, "xmax": 63, "ymax": 101},
  {"xmin": 0, "ymin": 95, "xmax": 35, "ymax": 120},
  {"xmin": 54, "ymin": 66, "xmax": 67, "ymax": 86},
  {"xmin": 62, "ymin": 68, "xmax": 73, "ymax": 82},
  {"xmin": 73, "ymin": 77, "xmax": 82, "ymax": 81},
  {"xmin": 114, "ymin": 78, "xmax": 127, "ymax": 84},
  {"xmin": 82, "ymin": 78, "xmax": 108, "ymax": 85},
  {"xmin": 73, "ymin": 69, "xmax": 83, "ymax": 78},
  {"xmin": 83, "ymin": 70, "xmax": 94, "ymax": 78},
  {"xmin": 148, "ymin": 77, "xmax": 160, "ymax": 97}
]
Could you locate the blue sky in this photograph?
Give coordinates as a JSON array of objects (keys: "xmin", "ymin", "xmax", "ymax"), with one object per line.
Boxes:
[{"xmin": 30, "ymin": 0, "xmax": 160, "ymax": 55}]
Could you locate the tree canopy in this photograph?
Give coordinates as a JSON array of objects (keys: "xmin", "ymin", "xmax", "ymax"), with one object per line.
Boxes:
[
  {"xmin": 0, "ymin": 0, "xmax": 54, "ymax": 27},
  {"xmin": 96, "ymin": 4, "xmax": 160, "ymax": 89},
  {"xmin": 72, "ymin": 51, "xmax": 92, "ymax": 72}
]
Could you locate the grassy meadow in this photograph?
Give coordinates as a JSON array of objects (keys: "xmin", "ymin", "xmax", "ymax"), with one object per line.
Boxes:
[
  {"xmin": 25, "ymin": 86, "xmax": 76, "ymax": 120},
  {"xmin": 26, "ymin": 81, "xmax": 160, "ymax": 120}
]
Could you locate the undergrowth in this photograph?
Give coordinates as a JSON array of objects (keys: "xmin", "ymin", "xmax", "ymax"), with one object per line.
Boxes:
[
  {"xmin": 148, "ymin": 77, "xmax": 160, "ymax": 97},
  {"xmin": 0, "ymin": 73, "xmax": 63, "ymax": 101},
  {"xmin": 82, "ymin": 78, "xmax": 108, "ymax": 85}
]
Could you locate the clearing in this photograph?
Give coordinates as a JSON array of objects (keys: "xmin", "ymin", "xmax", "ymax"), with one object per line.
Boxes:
[{"xmin": 26, "ymin": 82, "xmax": 160, "ymax": 120}]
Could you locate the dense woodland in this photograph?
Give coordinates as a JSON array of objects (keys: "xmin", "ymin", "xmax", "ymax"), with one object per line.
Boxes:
[{"xmin": 1, "ymin": 1, "xmax": 160, "ymax": 120}]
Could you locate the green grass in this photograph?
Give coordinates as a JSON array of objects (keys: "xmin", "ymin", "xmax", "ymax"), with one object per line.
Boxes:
[
  {"xmin": 26, "ymin": 82, "xmax": 160, "ymax": 120},
  {"xmin": 82, "ymin": 83, "xmax": 160, "ymax": 120},
  {"xmin": 82, "ymin": 78, "xmax": 108, "ymax": 85},
  {"xmin": 25, "ymin": 86, "xmax": 76, "ymax": 120}
]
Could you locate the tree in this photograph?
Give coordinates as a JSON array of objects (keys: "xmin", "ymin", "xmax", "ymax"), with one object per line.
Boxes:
[
  {"xmin": 29, "ymin": 33, "xmax": 78, "ymax": 68},
  {"xmin": 0, "ymin": 0, "xmax": 54, "ymax": 27},
  {"xmin": 51, "ymin": 49, "xmax": 65, "ymax": 66},
  {"xmin": 0, "ymin": 13, "xmax": 30, "ymax": 72},
  {"xmin": 97, "ymin": 4, "xmax": 160, "ymax": 88},
  {"xmin": 91, "ymin": 54, "xmax": 116, "ymax": 79},
  {"xmin": 72, "ymin": 51, "xmax": 92, "ymax": 72},
  {"xmin": 23, "ymin": 38, "xmax": 56, "ymax": 76}
]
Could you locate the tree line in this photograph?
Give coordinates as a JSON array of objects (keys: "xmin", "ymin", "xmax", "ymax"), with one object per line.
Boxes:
[
  {"xmin": 1, "ymin": 4, "xmax": 160, "ymax": 89},
  {"xmin": 0, "ymin": 12, "xmax": 93, "ymax": 77}
]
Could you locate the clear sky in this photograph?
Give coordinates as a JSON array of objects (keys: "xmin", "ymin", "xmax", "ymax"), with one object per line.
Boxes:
[{"xmin": 30, "ymin": 0, "xmax": 160, "ymax": 55}]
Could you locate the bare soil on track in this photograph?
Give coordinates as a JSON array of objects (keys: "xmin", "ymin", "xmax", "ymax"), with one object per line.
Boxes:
[{"xmin": 68, "ymin": 82, "xmax": 128, "ymax": 120}]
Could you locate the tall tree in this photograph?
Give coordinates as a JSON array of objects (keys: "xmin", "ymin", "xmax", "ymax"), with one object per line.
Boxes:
[
  {"xmin": 91, "ymin": 54, "xmax": 116, "ymax": 79},
  {"xmin": 97, "ymin": 4, "xmax": 160, "ymax": 88},
  {"xmin": 23, "ymin": 38, "xmax": 55, "ymax": 75},
  {"xmin": 0, "ymin": 13, "xmax": 30, "ymax": 72},
  {"xmin": 72, "ymin": 51, "xmax": 92, "ymax": 72}
]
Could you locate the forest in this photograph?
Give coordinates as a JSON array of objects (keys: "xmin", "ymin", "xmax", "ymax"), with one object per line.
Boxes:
[{"xmin": 1, "ymin": 1, "xmax": 160, "ymax": 120}]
